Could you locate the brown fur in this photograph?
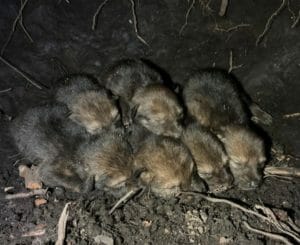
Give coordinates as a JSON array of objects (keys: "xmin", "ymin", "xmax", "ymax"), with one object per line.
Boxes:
[
  {"xmin": 182, "ymin": 123, "xmax": 233, "ymax": 193},
  {"xmin": 220, "ymin": 125, "xmax": 266, "ymax": 190},
  {"xmin": 79, "ymin": 130, "xmax": 134, "ymax": 195},
  {"xmin": 133, "ymin": 135, "xmax": 194, "ymax": 197},
  {"xmin": 69, "ymin": 91, "xmax": 119, "ymax": 134},
  {"xmin": 132, "ymin": 84, "xmax": 183, "ymax": 138}
]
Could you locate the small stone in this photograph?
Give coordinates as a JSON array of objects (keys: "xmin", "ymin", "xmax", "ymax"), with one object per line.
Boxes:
[
  {"xmin": 34, "ymin": 198, "xmax": 47, "ymax": 207},
  {"xmin": 94, "ymin": 233, "xmax": 114, "ymax": 245},
  {"xmin": 142, "ymin": 220, "xmax": 152, "ymax": 228},
  {"xmin": 219, "ymin": 236, "xmax": 233, "ymax": 244},
  {"xmin": 199, "ymin": 210, "xmax": 208, "ymax": 223}
]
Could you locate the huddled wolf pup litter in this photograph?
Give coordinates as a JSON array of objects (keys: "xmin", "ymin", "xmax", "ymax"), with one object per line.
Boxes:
[{"xmin": 10, "ymin": 60, "xmax": 270, "ymax": 200}]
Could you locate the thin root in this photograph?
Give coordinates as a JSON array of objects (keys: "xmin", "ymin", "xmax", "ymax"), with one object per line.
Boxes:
[
  {"xmin": 5, "ymin": 189, "xmax": 47, "ymax": 200},
  {"xmin": 228, "ymin": 50, "xmax": 243, "ymax": 73},
  {"xmin": 283, "ymin": 112, "xmax": 300, "ymax": 118},
  {"xmin": 0, "ymin": 56, "xmax": 43, "ymax": 89},
  {"xmin": 256, "ymin": 0, "xmax": 287, "ymax": 46},
  {"xmin": 0, "ymin": 88, "xmax": 12, "ymax": 93},
  {"xmin": 109, "ymin": 188, "xmax": 141, "ymax": 214},
  {"xmin": 92, "ymin": 0, "xmax": 110, "ymax": 30},
  {"xmin": 214, "ymin": 23, "xmax": 251, "ymax": 33},
  {"xmin": 179, "ymin": 0, "xmax": 196, "ymax": 35},
  {"xmin": 291, "ymin": 9, "xmax": 300, "ymax": 28},
  {"xmin": 1, "ymin": 0, "xmax": 30, "ymax": 54},
  {"xmin": 243, "ymin": 221, "xmax": 293, "ymax": 245},
  {"xmin": 129, "ymin": 0, "xmax": 149, "ymax": 46},
  {"xmin": 264, "ymin": 166, "xmax": 300, "ymax": 178}
]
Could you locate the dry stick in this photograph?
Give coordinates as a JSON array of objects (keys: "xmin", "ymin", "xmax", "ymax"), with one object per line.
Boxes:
[
  {"xmin": 180, "ymin": 192, "xmax": 300, "ymax": 243},
  {"xmin": 1, "ymin": 0, "xmax": 29, "ymax": 54},
  {"xmin": 92, "ymin": 0, "xmax": 110, "ymax": 30},
  {"xmin": 283, "ymin": 112, "xmax": 300, "ymax": 118},
  {"xmin": 0, "ymin": 56, "xmax": 43, "ymax": 89},
  {"xmin": 109, "ymin": 188, "xmax": 141, "ymax": 214},
  {"xmin": 264, "ymin": 166, "xmax": 300, "ymax": 178},
  {"xmin": 243, "ymin": 221, "xmax": 293, "ymax": 245},
  {"xmin": 55, "ymin": 202, "xmax": 71, "ymax": 245},
  {"xmin": 219, "ymin": 0, "xmax": 229, "ymax": 16},
  {"xmin": 256, "ymin": 0, "xmax": 287, "ymax": 46},
  {"xmin": 19, "ymin": 0, "xmax": 34, "ymax": 43},
  {"xmin": 5, "ymin": 189, "xmax": 47, "ymax": 200},
  {"xmin": 228, "ymin": 50, "xmax": 243, "ymax": 73},
  {"xmin": 0, "ymin": 88, "xmax": 12, "ymax": 93},
  {"xmin": 129, "ymin": 0, "xmax": 148, "ymax": 46},
  {"xmin": 214, "ymin": 23, "xmax": 250, "ymax": 33},
  {"xmin": 255, "ymin": 204, "xmax": 300, "ymax": 239},
  {"xmin": 291, "ymin": 9, "xmax": 300, "ymax": 28},
  {"xmin": 179, "ymin": 0, "xmax": 195, "ymax": 35}
]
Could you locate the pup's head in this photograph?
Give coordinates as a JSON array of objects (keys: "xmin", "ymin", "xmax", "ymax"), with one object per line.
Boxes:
[
  {"xmin": 182, "ymin": 125, "xmax": 233, "ymax": 193},
  {"xmin": 134, "ymin": 136, "xmax": 194, "ymax": 197},
  {"xmin": 132, "ymin": 84, "xmax": 183, "ymax": 138},
  {"xmin": 220, "ymin": 125, "xmax": 266, "ymax": 190},
  {"xmin": 69, "ymin": 91, "xmax": 119, "ymax": 134}
]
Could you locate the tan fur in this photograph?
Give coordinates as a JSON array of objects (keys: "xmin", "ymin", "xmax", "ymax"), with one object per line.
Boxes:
[
  {"xmin": 80, "ymin": 131, "xmax": 134, "ymax": 191},
  {"xmin": 185, "ymin": 98, "xmax": 212, "ymax": 128},
  {"xmin": 221, "ymin": 125, "xmax": 266, "ymax": 190},
  {"xmin": 182, "ymin": 124, "xmax": 233, "ymax": 193},
  {"xmin": 132, "ymin": 84, "xmax": 183, "ymax": 138},
  {"xmin": 134, "ymin": 135, "xmax": 194, "ymax": 197},
  {"xmin": 69, "ymin": 91, "xmax": 119, "ymax": 134}
]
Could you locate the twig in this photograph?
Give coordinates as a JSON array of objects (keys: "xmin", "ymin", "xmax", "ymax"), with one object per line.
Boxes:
[
  {"xmin": 55, "ymin": 202, "xmax": 71, "ymax": 245},
  {"xmin": 243, "ymin": 221, "xmax": 293, "ymax": 245},
  {"xmin": 0, "ymin": 56, "xmax": 43, "ymax": 89},
  {"xmin": 214, "ymin": 23, "xmax": 250, "ymax": 33},
  {"xmin": 219, "ymin": 0, "xmax": 229, "ymax": 17},
  {"xmin": 228, "ymin": 50, "xmax": 243, "ymax": 73},
  {"xmin": 291, "ymin": 9, "xmax": 300, "ymax": 28},
  {"xmin": 283, "ymin": 112, "xmax": 300, "ymax": 118},
  {"xmin": 22, "ymin": 224, "xmax": 46, "ymax": 237},
  {"xmin": 5, "ymin": 189, "xmax": 47, "ymax": 200},
  {"xmin": 1, "ymin": 0, "xmax": 29, "ymax": 54},
  {"xmin": 19, "ymin": 0, "xmax": 34, "ymax": 43},
  {"xmin": 109, "ymin": 188, "xmax": 141, "ymax": 214},
  {"xmin": 256, "ymin": 0, "xmax": 287, "ymax": 46},
  {"xmin": 179, "ymin": 0, "xmax": 195, "ymax": 35},
  {"xmin": 264, "ymin": 166, "xmax": 300, "ymax": 178},
  {"xmin": 128, "ymin": 0, "xmax": 148, "ymax": 46},
  {"xmin": 0, "ymin": 88, "xmax": 12, "ymax": 93},
  {"xmin": 92, "ymin": 0, "xmax": 110, "ymax": 30},
  {"xmin": 180, "ymin": 192, "xmax": 300, "ymax": 243}
]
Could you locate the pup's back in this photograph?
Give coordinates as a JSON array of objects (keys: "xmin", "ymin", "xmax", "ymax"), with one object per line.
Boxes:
[
  {"xmin": 183, "ymin": 70, "xmax": 249, "ymax": 130},
  {"xmin": 10, "ymin": 105, "xmax": 69, "ymax": 164},
  {"xmin": 134, "ymin": 135, "xmax": 194, "ymax": 197},
  {"xmin": 103, "ymin": 59, "xmax": 163, "ymax": 101}
]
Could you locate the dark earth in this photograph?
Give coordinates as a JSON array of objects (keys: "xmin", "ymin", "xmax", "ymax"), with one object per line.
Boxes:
[{"xmin": 0, "ymin": 0, "xmax": 300, "ymax": 244}]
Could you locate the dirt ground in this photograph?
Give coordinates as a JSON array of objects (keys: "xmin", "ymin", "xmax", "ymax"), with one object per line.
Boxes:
[{"xmin": 0, "ymin": 0, "xmax": 300, "ymax": 244}]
